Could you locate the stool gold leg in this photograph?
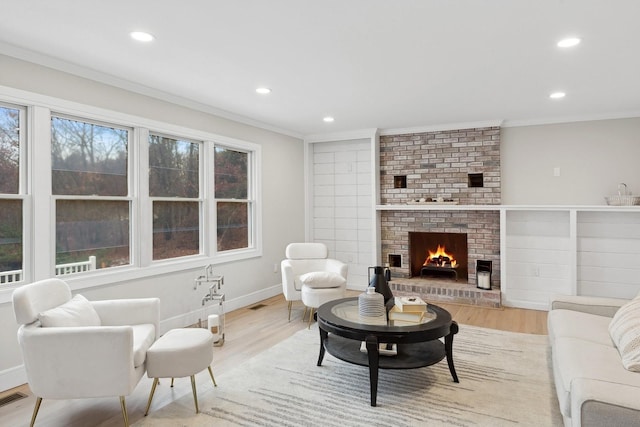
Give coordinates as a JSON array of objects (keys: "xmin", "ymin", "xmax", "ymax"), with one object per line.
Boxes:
[
  {"xmin": 190, "ymin": 375, "xmax": 199, "ymax": 413},
  {"xmin": 287, "ymin": 300, "xmax": 293, "ymax": 321},
  {"xmin": 120, "ymin": 396, "xmax": 129, "ymax": 427},
  {"xmin": 208, "ymin": 366, "xmax": 217, "ymax": 387},
  {"xmin": 307, "ymin": 308, "xmax": 314, "ymax": 329},
  {"xmin": 144, "ymin": 378, "xmax": 159, "ymax": 416},
  {"xmin": 170, "ymin": 378, "xmax": 174, "ymax": 387},
  {"xmin": 303, "ymin": 306, "xmax": 308, "ymax": 321},
  {"xmin": 29, "ymin": 396, "xmax": 42, "ymax": 427}
]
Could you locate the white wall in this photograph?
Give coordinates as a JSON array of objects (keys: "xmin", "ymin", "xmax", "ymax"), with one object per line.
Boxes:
[
  {"xmin": 0, "ymin": 55, "xmax": 305, "ymax": 390},
  {"xmin": 502, "ymin": 118, "xmax": 640, "ymax": 205}
]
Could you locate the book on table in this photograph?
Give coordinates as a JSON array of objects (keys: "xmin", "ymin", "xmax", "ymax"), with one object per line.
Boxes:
[
  {"xmin": 388, "ymin": 305, "xmax": 425, "ymax": 322},
  {"xmin": 394, "ymin": 296, "xmax": 428, "ymax": 312}
]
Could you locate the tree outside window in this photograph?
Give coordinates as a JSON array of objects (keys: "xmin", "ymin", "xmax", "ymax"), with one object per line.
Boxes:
[
  {"xmin": 52, "ymin": 116, "xmax": 130, "ymax": 271},
  {"xmin": 0, "ymin": 105, "xmax": 23, "ymax": 283},
  {"xmin": 215, "ymin": 147, "xmax": 250, "ymax": 251},
  {"xmin": 149, "ymin": 134, "xmax": 200, "ymax": 260}
]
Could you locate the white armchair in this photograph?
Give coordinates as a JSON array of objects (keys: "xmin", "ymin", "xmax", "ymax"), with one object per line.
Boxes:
[
  {"xmin": 12, "ymin": 278, "xmax": 160, "ymax": 427},
  {"xmin": 281, "ymin": 243, "xmax": 348, "ymax": 322}
]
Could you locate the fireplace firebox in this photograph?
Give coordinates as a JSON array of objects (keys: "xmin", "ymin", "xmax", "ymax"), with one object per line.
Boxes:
[{"xmin": 408, "ymin": 232, "xmax": 468, "ymax": 282}]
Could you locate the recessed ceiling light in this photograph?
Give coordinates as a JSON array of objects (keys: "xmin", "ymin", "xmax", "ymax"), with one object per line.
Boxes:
[
  {"xmin": 256, "ymin": 87, "xmax": 271, "ymax": 95},
  {"xmin": 549, "ymin": 92, "xmax": 566, "ymax": 99},
  {"xmin": 130, "ymin": 31, "xmax": 155, "ymax": 42},
  {"xmin": 323, "ymin": 116, "xmax": 335, "ymax": 123},
  {"xmin": 557, "ymin": 37, "xmax": 581, "ymax": 48}
]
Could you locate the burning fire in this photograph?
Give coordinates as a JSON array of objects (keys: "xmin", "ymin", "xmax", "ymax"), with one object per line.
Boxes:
[{"xmin": 424, "ymin": 245, "xmax": 457, "ymax": 268}]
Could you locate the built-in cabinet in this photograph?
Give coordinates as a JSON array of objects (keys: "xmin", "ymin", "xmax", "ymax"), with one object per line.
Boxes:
[{"xmin": 376, "ymin": 205, "xmax": 640, "ymax": 310}]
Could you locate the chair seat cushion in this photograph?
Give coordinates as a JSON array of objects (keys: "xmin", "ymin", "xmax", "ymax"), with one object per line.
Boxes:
[
  {"xmin": 38, "ymin": 294, "xmax": 101, "ymax": 327},
  {"xmin": 299, "ymin": 271, "xmax": 346, "ymax": 289},
  {"xmin": 132, "ymin": 324, "xmax": 156, "ymax": 368}
]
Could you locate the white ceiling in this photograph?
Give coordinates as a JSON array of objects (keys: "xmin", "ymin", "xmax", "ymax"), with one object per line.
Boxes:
[{"xmin": 1, "ymin": 0, "xmax": 639, "ymax": 137}]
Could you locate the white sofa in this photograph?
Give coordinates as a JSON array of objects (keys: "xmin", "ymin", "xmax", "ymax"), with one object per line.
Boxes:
[{"xmin": 547, "ymin": 294, "xmax": 640, "ymax": 427}]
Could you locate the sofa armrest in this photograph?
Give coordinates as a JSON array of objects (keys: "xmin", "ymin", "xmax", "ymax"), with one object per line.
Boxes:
[
  {"xmin": 18, "ymin": 324, "xmax": 136, "ymax": 399},
  {"xmin": 92, "ymin": 297, "xmax": 160, "ymax": 339},
  {"xmin": 549, "ymin": 294, "xmax": 628, "ymax": 318},
  {"xmin": 571, "ymin": 377, "xmax": 640, "ymax": 427}
]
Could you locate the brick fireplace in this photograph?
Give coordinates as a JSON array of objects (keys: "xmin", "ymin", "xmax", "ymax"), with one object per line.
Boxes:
[{"xmin": 378, "ymin": 126, "xmax": 501, "ymax": 307}]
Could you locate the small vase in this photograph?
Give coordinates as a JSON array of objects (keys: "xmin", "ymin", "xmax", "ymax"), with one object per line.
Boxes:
[
  {"xmin": 358, "ymin": 287, "xmax": 385, "ymax": 318},
  {"xmin": 368, "ymin": 266, "xmax": 394, "ymax": 312}
]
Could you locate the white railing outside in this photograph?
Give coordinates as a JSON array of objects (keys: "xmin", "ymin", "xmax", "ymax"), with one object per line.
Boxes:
[
  {"xmin": 0, "ymin": 256, "xmax": 97, "ymax": 285},
  {"xmin": 0, "ymin": 269, "xmax": 22, "ymax": 284},
  {"xmin": 55, "ymin": 256, "xmax": 97, "ymax": 276}
]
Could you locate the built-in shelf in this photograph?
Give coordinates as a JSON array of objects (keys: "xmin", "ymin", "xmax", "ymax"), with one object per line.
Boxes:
[{"xmin": 377, "ymin": 204, "xmax": 640, "ymax": 212}]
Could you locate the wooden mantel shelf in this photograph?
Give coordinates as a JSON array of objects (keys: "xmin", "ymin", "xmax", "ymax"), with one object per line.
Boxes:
[{"xmin": 376, "ymin": 204, "xmax": 640, "ymax": 212}]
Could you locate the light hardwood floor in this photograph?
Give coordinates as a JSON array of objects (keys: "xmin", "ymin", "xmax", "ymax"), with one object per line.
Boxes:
[{"xmin": 0, "ymin": 293, "xmax": 548, "ymax": 427}]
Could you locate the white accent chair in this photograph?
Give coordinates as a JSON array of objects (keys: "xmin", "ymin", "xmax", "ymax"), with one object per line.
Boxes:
[
  {"xmin": 12, "ymin": 278, "xmax": 160, "ymax": 427},
  {"xmin": 281, "ymin": 243, "xmax": 348, "ymax": 324}
]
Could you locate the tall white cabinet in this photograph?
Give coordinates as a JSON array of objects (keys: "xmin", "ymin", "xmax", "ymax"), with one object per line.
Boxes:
[{"xmin": 305, "ymin": 132, "xmax": 378, "ymax": 289}]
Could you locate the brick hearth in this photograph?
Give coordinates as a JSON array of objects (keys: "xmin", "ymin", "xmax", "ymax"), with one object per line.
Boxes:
[{"xmin": 390, "ymin": 277, "xmax": 501, "ymax": 309}]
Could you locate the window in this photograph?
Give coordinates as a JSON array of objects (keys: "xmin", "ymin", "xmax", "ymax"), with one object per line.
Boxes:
[
  {"xmin": 215, "ymin": 146, "xmax": 251, "ymax": 252},
  {"xmin": 149, "ymin": 134, "xmax": 201, "ymax": 260},
  {"xmin": 0, "ymin": 104, "xmax": 23, "ymax": 283},
  {"xmin": 51, "ymin": 115, "xmax": 130, "ymax": 273}
]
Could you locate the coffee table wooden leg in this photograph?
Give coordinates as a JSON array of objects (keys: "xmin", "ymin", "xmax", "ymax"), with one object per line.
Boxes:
[
  {"xmin": 365, "ymin": 335, "xmax": 380, "ymax": 407},
  {"xmin": 445, "ymin": 321, "xmax": 460, "ymax": 383},
  {"xmin": 317, "ymin": 328, "xmax": 328, "ymax": 366}
]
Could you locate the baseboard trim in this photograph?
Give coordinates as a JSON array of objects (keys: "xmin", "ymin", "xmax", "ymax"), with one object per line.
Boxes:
[{"xmin": 0, "ymin": 364, "xmax": 27, "ymax": 393}]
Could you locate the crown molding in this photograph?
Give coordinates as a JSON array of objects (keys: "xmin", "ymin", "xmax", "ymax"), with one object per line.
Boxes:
[
  {"xmin": 379, "ymin": 120, "xmax": 504, "ymax": 136},
  {"xmin": 304, "ymin": 128, "xmax": 378, "ymax": 143},
  {"xmin": 502, "ymin": 111, "xmax": 640, "ymax": 128}
]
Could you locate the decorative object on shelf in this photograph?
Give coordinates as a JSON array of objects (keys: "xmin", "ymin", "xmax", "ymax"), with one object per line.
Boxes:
[
  {"xmin": 605, "ymin": 183, "xmax": 640, "ymax": 206},
  {"xmin": 359, "ymin": 341, "xmax": 397, "ymax": 356},
  {"xmin": 476, "ymin": 260, "xmax": 492, "ymax": 290},
  {"xmin": 407, "ymin": 198, "xmax": 458, "ymax": 205},
  {"xmin": 368, "ymin": 266, "xmax": 394, "ymax": 311},
  {"xmin": 358, "ymin": 287, "xmax": 385, "ymax": 318}
]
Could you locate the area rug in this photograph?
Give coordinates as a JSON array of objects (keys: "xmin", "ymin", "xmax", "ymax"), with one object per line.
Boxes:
[{"xmin": 134, "ymin": 325, "xmax": 562, "ymax": 426}]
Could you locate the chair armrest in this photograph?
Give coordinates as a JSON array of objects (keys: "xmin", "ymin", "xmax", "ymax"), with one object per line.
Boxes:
[
  {"xmin": 18, "ymin": 324, "xmax": 137, "ymax": 398},
  {"xmin": 571, "ymin": 377, "xmax": 640, "ymax": 427},
  {"xmin": 281, "ymin": 260, "xmax": 299, "ymax": 295},
  {"xmin": 549, "ymin": 294, "xmax": 628, "ymax": 318},
  {"xmin": 92, "ymin": 297, "xmax": 160, "ymax": 339},
  {"xmin": 325, "ymin": 259, "xmax": 349, "ymax": 280}
]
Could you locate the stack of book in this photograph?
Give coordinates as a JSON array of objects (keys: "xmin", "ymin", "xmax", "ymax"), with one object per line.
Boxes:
[{"xmin": 388, "ymin": 296, "xmax": 428, "ymax": 323}]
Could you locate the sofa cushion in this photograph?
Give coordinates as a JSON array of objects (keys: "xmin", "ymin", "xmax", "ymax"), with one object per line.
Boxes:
[
  {"xmin": 299, "ymin": 271, "xmax": 346, "ymax": 289},
  {"xmin": 132, "ymin": 324, "xmax": 156, "ymax": 368},
  {"xmin": 609, "ymin": 297, "xmax": 640, "ymax": 372},
  {"xmin": 548, "ymin": 309, "xmax": 614, "ymax": 347},
  {"xmin": 552, "ymin": 337, "xmax": 640, "ymax": 417},
  {"xmin": 38, "ymin": 294, "xmax": 102, "ymax": 327}
]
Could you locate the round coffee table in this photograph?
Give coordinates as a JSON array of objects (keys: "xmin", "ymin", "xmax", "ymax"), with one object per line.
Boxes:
[{"xmin": 316, "ymin": 297, "xmax": 459, "ymax": 406}]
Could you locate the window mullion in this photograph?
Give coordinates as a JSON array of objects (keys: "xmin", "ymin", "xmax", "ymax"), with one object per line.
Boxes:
[{"xmin": 30, "ymin": 105, "xmax": 54, "ymax": 280}]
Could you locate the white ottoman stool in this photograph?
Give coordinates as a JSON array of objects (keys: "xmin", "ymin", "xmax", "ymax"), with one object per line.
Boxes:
[
  {"xmin": 144, "ymin": 328, "xmax": 217, "ymax": 415},
  {"xmin": 301, "ymin": 284, "xmax": 345, "ymax": 327}
]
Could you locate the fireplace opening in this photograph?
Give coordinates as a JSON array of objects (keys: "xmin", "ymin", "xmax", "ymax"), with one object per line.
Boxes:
[{"xmin": 409, "ymin": 232, "xmax": 468, "ymax": 282}]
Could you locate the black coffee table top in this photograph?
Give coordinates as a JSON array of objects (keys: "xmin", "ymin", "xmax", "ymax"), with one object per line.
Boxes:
[{"xmin": 317, "ymin": 297, "xmax": 453, "ymax": 344}]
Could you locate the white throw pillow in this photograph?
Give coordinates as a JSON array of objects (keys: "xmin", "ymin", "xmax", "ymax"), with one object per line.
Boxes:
[
  {"xmin": 39, "ymin": 294, "xmax": 102, "ymax": 327},
  {"xmin": 299, "ymin": 271, "xmax": 346, "ymax": 289},
  {"xmin": 609, "ymin": 297, "xmax": 640, "ymax": 372}
]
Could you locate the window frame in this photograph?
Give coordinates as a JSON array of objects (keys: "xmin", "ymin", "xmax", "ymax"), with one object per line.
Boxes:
[
  {"xmin": 147, "ymin": 131, "xmax": 204, "ymax": 263},
  {"xmin": 0, "ymin": 87, "xmax": 262, "ymax": 303},
  {"xmin": 0, "ymin": 101, "xmax": 27, "ymax": 285}
]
